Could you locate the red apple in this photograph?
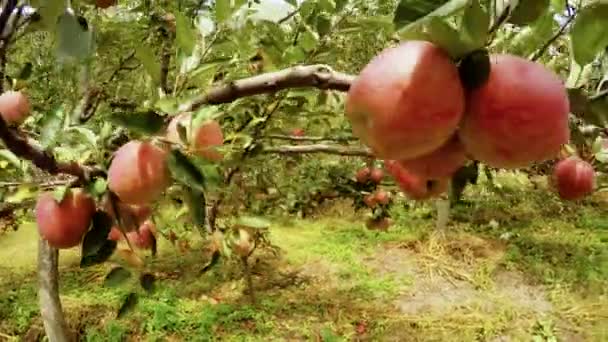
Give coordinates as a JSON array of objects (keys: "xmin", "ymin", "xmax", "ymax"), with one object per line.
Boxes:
[
  {"xmin": 345, "ymin": 40, "xmax": 465, "ymax": 160},
  {"xmin": 458, "ymin": 54, "xmax": 570, "ymax": 169},
  {"xmin": 397, "ymin": 135, "xmax": 468, "ymax": 178},
  {"xmin": 552, "ymin": 157, "xmax": 595, "ymax": 201}
]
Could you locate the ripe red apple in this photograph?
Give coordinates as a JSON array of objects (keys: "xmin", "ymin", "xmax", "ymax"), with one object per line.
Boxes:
[
  {"xmin": 397, "ymin": 135, "xmax": 468, "ymax": 178},
  {"xmin": 35, "ymin": 188, "xmax": 95, "ymax": 249},
  {"xmin": 107, "ymin": 140, "xmax": 171, "ymax": 205},
  {"xmin": 385, "ymin": 160, "xmax": 449, "ymax": 200},
  {"xmin": 374, "ymin": 189, "xmax": 390, "ymax": 205},
  {"xmin": 166, "ymin": 113, "xmax": 224, "ymax": 161},
  {"xmin": 107, "ymin": 227, "xmax": 123, "ymax": 241},
  {"xmin": 345, "ymin": 40, "xmax": 465, "ymax": 160},
  {"xmin": 363, "ymin": 194, "xmax": 377, "ymax": 208},
  {"xmin": 355, "ymin": 167, "xmax": 371, "ymax": 183},
  {"xmin": 0, "ymin": 91, "xmax": 30, "ymax": 126},
  {"xmin": 552, "ymin": 157, "xmax": 595, "ymax": 201},
  {"xmin": 370, "ymin": 168, "xmax": 384, "ymax": 183},
  {"xmin": 291, "ymin": 128, "xmax": 305, "ymax": 137},
  {"xmin": 126, "ymin": 221, "xmax": 156, "ymax": 249},
  {"xmin": 458, "ymin": 54, "xmax": 570, "ymax": 169}
]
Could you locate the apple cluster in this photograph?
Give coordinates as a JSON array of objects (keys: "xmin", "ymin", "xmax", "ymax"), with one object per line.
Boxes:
[
  {"xmin": 8, "ymin": 96, "xmax": 224, "ymax": 248},
  {"xmin": 345, "ymin": 40, "xmax": 595, "ymax": 201}
]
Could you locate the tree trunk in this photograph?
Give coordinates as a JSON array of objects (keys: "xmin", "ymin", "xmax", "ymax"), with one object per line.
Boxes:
[
  {"xmin": 435, "ymin": 198, "xmax": 450, "ymax": 231},
  {"xmin": 38, "ymin": 238, "xmax": 72, "ymax": 342}
]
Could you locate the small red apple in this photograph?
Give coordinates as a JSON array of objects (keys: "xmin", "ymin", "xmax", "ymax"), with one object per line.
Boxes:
[
  {"xmin": 370, "ymin": 168, "xmax": 384, "ymax": 183},
  {"xmin": 552, "ymin": 156, "xmax": 595, "ymax": 201},
  {"xmin": 355, "ymin": 167, "xmax": 371, "ymax": 183}
]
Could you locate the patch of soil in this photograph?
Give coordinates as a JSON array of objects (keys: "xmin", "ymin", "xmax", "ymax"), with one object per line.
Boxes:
[{"xmin": 365, "ymin": 242, "xmax": 552, "ymax": 316}]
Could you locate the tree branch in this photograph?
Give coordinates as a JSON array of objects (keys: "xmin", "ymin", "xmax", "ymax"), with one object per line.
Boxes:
[
  {"xmin": 262, "ymin": 134, "xmax": 358, "ymax": 142},
  {"xmin": 262, "ymin": 144, "xmax": 372, "ymax": 157},
  {"xmin": 0, "ymin": 117, "xmax": 103, "ymax": 182},
  {"xmin": 182, "ymin": 64, "xmax": 355, "ymax": 112}
]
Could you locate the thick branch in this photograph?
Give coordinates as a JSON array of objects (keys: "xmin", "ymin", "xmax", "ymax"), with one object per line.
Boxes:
[
  {"xmin": 0, "ymin": 117, "xmax": 102, "ymax": 182},
  {"xmin": 183, "ymin": 64, "xmax": 355, "ymax": 112},
  {"xmin": 262, "ymin": 144, "xmax": 373, "ymax": 157}
]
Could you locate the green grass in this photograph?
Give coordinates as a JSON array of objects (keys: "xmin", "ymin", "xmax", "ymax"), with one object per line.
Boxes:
[{"xmin": 1, "ymin": 172, "xmax": 607, "ymax": 341}]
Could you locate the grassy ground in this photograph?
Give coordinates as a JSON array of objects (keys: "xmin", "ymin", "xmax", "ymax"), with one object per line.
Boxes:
[{"xmin": 1, "ymin": 172, "xmax": 607, "ymax": 341}]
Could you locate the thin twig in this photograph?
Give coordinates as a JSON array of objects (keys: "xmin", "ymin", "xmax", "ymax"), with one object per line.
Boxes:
[{"xmin": 531, "ymin": 13, "xmax": 576, "ymax": 62}]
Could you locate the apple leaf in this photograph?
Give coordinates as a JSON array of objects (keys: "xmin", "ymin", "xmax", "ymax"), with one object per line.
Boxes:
[
  {"xmin": 107, "ymin": 111, "xmax": 165, "ymax": 135},
  {"xmin": 461, "ymin": 0, "xmax": 489, "ymax": 50},
  {"xmin": 570, "ymin": 3, "xmax": 608, "ymax": 66},
  {"xmin": 80, "ymin": 211, "xmax": 116, "ymax": 268},
  {"xmin": 56, "ymin": 12, "xmax": 94, "ymax": 61},
  {"xmin": 400, "ymin": 16, "xmax": 471, "ymax": 59},
  {"xmin": 393, "ymin": 0, "xmax": 451, "ymax": 29},
  {"xmin": 135, "ymin": 45, "xmax": 161, "ymax": 86},
  {"xmin": 116, "ymin": 292, "xmax": 138, "ymax": 319},
  {"xmin": 103, "ymin": 267, "xmax": 132, "ymax": 288},
  {"xmin": 175, "ymin": 11, "xmax": 197, "ymax": 56},
  {"xmin": 187, "ymin": 188, "xmax": 206, "ymax": 231},
  {"xmin": 34, "ymin": 0, "xmax": 65, "ymax": 31},
  {"xmin": 39, "ymin": 107, "xmax": 64, "ymax": 149},
  {"xmin": 508, "ymin": 0, "xmax": 550, "ymax": 26},
  {"xmin": 167, "ymin": 149, "xmax": 206, "ymax": 193},
  {"xmin": 140, "ymin": 273, "xmax": 156, "ymax": 293}
]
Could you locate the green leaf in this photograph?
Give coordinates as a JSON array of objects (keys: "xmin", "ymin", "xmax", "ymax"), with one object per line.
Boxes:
[
  {"xmin": 236, "ymin": 216, "xmax": 271, "ymax": 229},
  {"xmin": 39, "ymin": 107, "xmax": 64, "ymax": 149},
  {"xmin": 570, "ymin": 3, "xmax": 608, "ymax": 66},
  {"xmin": 175, "ymin": 11, "xmax": 197, "ymax": 56},
  {"xmin": 86, "ymin": 178, "xmax": 108, "ymax": 197},
  {"xmin": 66, "ymin": 126, "xmax": 97, "ymax": 146},
  {"xmin": 298, "ymin": 27, "xmax": 319, "ymax": 52},
  {"xmin": 0, "ymin": 149, "xmax": 21, "ymax": 169},
  {"xmin": 80, "ymin": 211, "xmax": 116, "ymax": 268},
  {"xmin": 56, "ymin": 12, "xmax": 94, "ymax": 61},
  {"xmin": 550, "ymin": 0, "xmax": 566, "ymax": 13},
  {"xmin": 316, "ymin": 14, "xmax": 332, "ymax": 36},
  {"xmin": 394, "ymin": 0, "xmax": 451, "ymax": 29},
  {"xmin": 17, "ymin": 63, "xmax": 33, "ymax": 80},
  {"xmin": 103, "ymin": 267, "xmax": 132, "ymax": 288},
  {"xmin": 395, "ymin": 0, "xmax": 468, "ymax": 31},
  {"xmin": 215, "ymin": 0, "xmax": 231, "ymax": 23},
  {"xmin": 140, "ymin": 273, "xmax": 156, "ymax": 293},
  {"xmin": 461, "ymin": 0, "xmax": 489, "ymax": 49},
  {"xmin": 52, "ymin": 185, "xmax": 69, "ymax": 203},
  {"xmin": 167, "ymin": 149, "xmax": 206, "ymax": 193},
  {"xmin": 107, "ymin": 111, "xmax": 165, "ymax": 135},
  {"xmin": 318, "ymin": 0, "xmax": 336, "ymax": 13},
  {"xmin": 400, "ymin": 17, "xmax": 470, "ymax": 59},
  {"xmin": 186, "ymin": 188, "xmax": 206, "ymax": 231},
  {"xmin": 116, "ymin": 292, "xmax": 138, "ymax": 319},
  {"xmin": 508, "ymin": 0, "xmax": 550, "ymax": 26},
  {"xmin": 135, "ymin": 46, "xmax": 161, "ymax": 86},
  {"xmin": 36, "ymin": 0, "xmax": 65, "ymax": 31}
]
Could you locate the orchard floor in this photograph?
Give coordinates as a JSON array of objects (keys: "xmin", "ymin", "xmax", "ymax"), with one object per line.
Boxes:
[{"xmin": 1, "ymin": 172, "xmax": 607, "ymax": 341}]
